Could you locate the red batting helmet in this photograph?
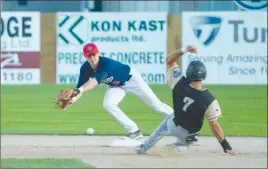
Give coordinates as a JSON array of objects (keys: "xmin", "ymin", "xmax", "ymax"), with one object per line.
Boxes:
[{"xmin": 83, "ymin": 43, "xmax": 99, "ymax": 57}]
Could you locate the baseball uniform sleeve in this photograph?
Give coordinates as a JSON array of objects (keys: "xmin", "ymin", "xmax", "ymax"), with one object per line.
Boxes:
[
  {"xmin": 76, "ymin": 68, "xmax": 88, "ymax": 88},
  {"xmin": 205, "ymin": 100, "xmax": 222, "ymax": 122},
  {"xmin": 76, "ymin": 63, "xmax": 93, "ymax": 88},
  {"xmin": 166, "ymin": 64, "xmax": 183, "ymax": 89}
]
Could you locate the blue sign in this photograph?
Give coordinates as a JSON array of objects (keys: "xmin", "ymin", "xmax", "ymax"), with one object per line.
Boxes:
[
  {"xmin": 190, "ymin": 16, "xmax": 222, "ymax": 46},
  {"xmin": 234, "ymin": 0, "xmax": 267, "ymax": 10}
]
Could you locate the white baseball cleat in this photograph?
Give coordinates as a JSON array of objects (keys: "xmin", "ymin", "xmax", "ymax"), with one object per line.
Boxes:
[{"xmin": 121, "ymin": 130, "xmax": 144, "ymax": 140}]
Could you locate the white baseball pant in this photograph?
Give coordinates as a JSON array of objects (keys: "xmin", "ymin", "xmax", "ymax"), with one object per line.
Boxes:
[{"xmin": 103, "ymin": 68, "xmax": 174, "ymax": 133}]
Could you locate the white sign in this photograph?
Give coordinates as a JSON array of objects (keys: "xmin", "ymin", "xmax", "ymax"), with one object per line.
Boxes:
[
  {"xmin": 182, "ymin": 11, "xmax": 267, "ymax": 85},
  {"xmin": 1, "ymin": 12, "xmax": 41, "ymax": 85},
  {"xmin": 56, "ymin": 12, "xmax": 167, "ymax": 84},
  {"xmin": 1, "ymin": 12, "xmax": 40, "ymax": 52},
  {"xmin": 1, "ymin": 69, "xmax": 40, "ymax": 85}
]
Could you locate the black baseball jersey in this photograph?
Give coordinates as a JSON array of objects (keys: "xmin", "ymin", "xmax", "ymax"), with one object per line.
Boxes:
[{"xmin": 172, "ymin": 77, "xmax": 215, "ymax": 134}]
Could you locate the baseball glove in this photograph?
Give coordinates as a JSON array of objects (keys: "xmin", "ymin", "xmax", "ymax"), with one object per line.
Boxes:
[{"xmin": 55, "ymin": 88, "xmax": 78, "ymax": 110}]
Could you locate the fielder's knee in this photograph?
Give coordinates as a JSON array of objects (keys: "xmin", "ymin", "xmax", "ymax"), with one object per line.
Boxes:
[{"xmin": 103, "ymin": 102, "xmax": 118, "ymax": 114}]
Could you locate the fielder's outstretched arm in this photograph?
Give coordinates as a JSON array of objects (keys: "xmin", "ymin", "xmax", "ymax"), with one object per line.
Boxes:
[
  {"xmin": 71, "ymin": 78, "xmax": 99, "ymax": 104},
  {"xmin": 78, "ymin": 78, "xmax": 99, "ymax": 93},
  {"xmin": 70, "ymin": 69, "xmax": 108, "ymax": 104},
  {"xmin": 77, "ymin": 72, "xmax": 108, "ymax": 93}
]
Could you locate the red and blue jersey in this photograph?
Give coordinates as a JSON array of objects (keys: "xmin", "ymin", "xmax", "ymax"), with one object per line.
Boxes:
[{"xmin": 76, "ymin": 56, "xmax": 131, "ymax": 88}]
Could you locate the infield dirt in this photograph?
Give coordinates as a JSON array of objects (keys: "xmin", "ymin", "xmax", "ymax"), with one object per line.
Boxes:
[{"xmin": 1, "ymin": 135, "xmax": 267, "ymax": 168}]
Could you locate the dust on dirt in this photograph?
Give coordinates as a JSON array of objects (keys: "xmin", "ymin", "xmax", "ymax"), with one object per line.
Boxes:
[{"xmin": 1, "ymin": 135, "xmax": 267, "ymax": 168}]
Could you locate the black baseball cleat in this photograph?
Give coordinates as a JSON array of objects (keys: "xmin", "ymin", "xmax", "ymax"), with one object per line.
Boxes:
[
  {"xmin": 136, "ymin": 144, "xmax": 148, "ymax": 154},
  {"xmin": 121, "ymin": 130, "xmax": 144, "ymax": 140}
]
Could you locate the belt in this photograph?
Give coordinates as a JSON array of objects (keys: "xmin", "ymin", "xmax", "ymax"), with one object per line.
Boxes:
[
  {"xmin": 127, "ymin": 74, "xmax": 132, "ymax": 81},
  {"xmin": 124, "ymin": 74, "xmax": 132, "ymax": 85}
]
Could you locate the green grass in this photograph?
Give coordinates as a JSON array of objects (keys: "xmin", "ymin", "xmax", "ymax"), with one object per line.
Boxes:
[
  {"xmin": 1, "ymin": 84, "xmax": 267, "ymax": 136},
  {"xmin": 0, "ymin": 158, "xmax": 95, "ymax": 168}
]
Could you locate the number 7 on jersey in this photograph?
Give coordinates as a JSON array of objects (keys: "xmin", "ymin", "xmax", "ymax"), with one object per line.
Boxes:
[{"xmin": 182, "ymin": 97, "xmax": 195, "ymax": 112}]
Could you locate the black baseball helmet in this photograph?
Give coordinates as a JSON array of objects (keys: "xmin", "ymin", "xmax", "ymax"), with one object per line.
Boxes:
[{"xmin": 186, "ymin": 60, "xmax": 207, "ymax": 81}]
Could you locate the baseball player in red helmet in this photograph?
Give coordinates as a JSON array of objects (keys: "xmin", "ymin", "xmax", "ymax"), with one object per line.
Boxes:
[{"xmin": 70, "ymin": 42, "xmax": 174, "ymax": 139}]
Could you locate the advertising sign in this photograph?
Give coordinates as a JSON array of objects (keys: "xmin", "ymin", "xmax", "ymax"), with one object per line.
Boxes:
[
  {"xmin": 182, "ymin": 12, "xmax": 267, "ymax": 85},
  {"xmin": 56, "ymin": 12, "xmax": 167, "ymax": 84},
  {"xmin": 1, "ymin": 12, "xmax": 41, "ymax": 85}
]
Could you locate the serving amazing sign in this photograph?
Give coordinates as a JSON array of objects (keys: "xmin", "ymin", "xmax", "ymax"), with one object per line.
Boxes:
[{"xmin": 182, "ymin": 11, "xmax": 267, "ymax": 85}]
